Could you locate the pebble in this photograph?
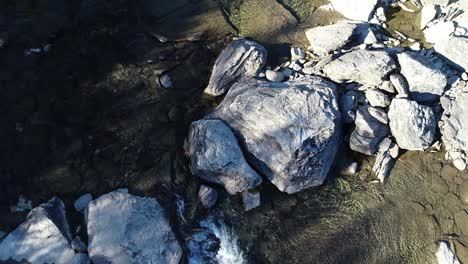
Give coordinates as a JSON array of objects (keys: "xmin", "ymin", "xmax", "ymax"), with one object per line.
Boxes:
[
  {"xmin": 74, "ymin": 193, "xmax": 93, "ymax": 212},
  {"xmin": 292, "ymin": 63, "xmax": 303, "ymax": 72},
  {"xmin": 159, "ymin": 74, "xmax": 173, "ymax": 89},
  {"xmin": 265, "ymin": 70, "xmax": 285, "ymax": 82},
  {"xmin": 242, "ymin": 189, "xmax": 261, "ymax": 211},
  {"xmin": 290, "ymin": 47, "xmax": 306, "ymax": 60},
  {"xmin": 462, "ymin": 72, "xmax": 468, "ymax": 81},
  {"xmin": 409, "ymin": 43, "xmax": 421, "ymax": 51},
  {"xmin": 453, "ymin": 159, "xmax": 467, "ymax": 171},
  {"xmin": 258, "ymin": 72, "xmax": 266, "ymax": 78}
]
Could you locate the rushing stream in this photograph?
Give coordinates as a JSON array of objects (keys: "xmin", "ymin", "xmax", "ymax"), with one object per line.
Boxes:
[{"xmin": 188, "ymin": 212, "xmax": 246, "ymax": 264}]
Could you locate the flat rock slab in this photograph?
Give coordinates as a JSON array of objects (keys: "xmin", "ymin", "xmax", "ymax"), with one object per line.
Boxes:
[
  {"xmin": 397, "ymin": 52, "xmax": 447, "ymax": 102},
  {"xmin": 185, "ymin": 119, "xmax": 262, "ymax": 194},
  {"xmin": 388, "ymin": 98, "xmax": 436, "ymax": 150},
  {"xmin": 0, "ymin": 197, "xmax": 85, "ymax": 264},
  {"xmin": 86, "ymin": 191, "xmax": 182, "ymax": 264},
  {"xmin": 207, "ymin": 76, "xmax": 341, "ymax": 194},
  {"xmin": 305, "ymin": 21, "xmax": 358, "ymax": 55},
  {"xmin": 204, "ymin": 39, "xmax": 267, "ymax": 96},
  {"xmin": 441, "ymin": 87, "xmax": 468, "ymax": 171},
  {"xmin": 323, "ymin": 50, "xmax": 396, "ymax": 86}
]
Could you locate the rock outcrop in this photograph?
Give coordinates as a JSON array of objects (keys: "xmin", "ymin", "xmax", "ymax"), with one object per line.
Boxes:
[
  {"xmin": 207, "ymin": 76, "xmax": 341, "ymax": 194},
  {"xmin": 323, "ymin": 50, "xmax": 396, "ymax": 86},
  {"xmin": 388, "ymin": 98, "xmax": 436, "ymax": 150},
  {"xmin": 0, "ymin": 197, "xmax": 87, "ymax": 264},
  {"xmin": 397, "ymin": 52, "xmax": 447, "ymax": 102},
  {"xmin": 185, "ymin": 119, "xmax": 262, "ymax": 194},
  {"xmin": 204, "ymin": 39, "xmax": 267, "ymax": 96},
  {"xmin": 86, "ymin": 191, "xmax": 182, "ymax": 264},
  {"xmin": 440, "ymin": 85, "xmax": 468, "ymax": 171}
]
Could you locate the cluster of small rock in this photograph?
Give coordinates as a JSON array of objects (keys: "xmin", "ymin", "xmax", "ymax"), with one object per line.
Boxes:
[
  {"xmin": 185, "ymin": 0, "xmax": 468, "ymax": 213},
  {"xmin": 0, "ymin": 190, "xmax": 182, "ymax": 264}
]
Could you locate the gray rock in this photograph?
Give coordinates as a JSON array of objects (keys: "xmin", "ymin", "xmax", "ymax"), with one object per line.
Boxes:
[
  {"xmin": 198, "ymin": 185, "xmax": 218, "ymax": 208},
  {"xmin": 159, "ymin": 74, "xmax": 173, "ymax": 89},
  {"xmin": 349, "ymin": 130, "xmax": 384, "ymax": 156},
  {"xmin": 291, "ymin": 47, "xmax": 306, "ymax": 60},
  {"xmin": 305, "ymin": 21, "xmax": 358, "ymax": 55},
  {"xmin": 354, "ymin": 106, "xmax": 390, "ymax": 138},
  {"xmin": 339, "ymin": 160, "xmax": 360, "ymax": 176},
  {"xmin": 185, "ymin": 119, "xmax": 262, "ymax": 194},
  {"xmin": 86, "ymin": 191, "xmax": 182, "ymax": 264},
  {"xmin": 434, "ymin": 36, "xmax": 468, "ymax": 71},
  {"xmin": 389, "ymin": 73, "xmax": 409, "ymax": 97},
  {"xmin": 397, "ymin": 52, "xmax": 447, "ymax": 102},
  {"xmin": 266, "ymin": 70, "xmax": 285, "ymax": 82},
  {"xmin": 388, "ymin": 98, "xmax": 436, "ymax": 150},
  {"xmin": 323, "ymin": 50, "xmax": 396, "ymax": 86},
  {"xmin": 365, "ymin": 89, "xmax": 391, "ymax": 107},
  {"xmin": 372, "ymin": 144, "xmax": 397, "ymax": 183},
  {"xmin": 242, "ymin": 189, "xmax": 261, "ymax": 211},
  {"xmin": 207, "ymin": 76, "xmax": 341, "ymax": 194},
  {"xmin": 204, "ymin": 39, "xmax": 267, "ymax": 96},
  {"xmin": 341, "ymin": 91, "xmax": 358, "ymax": 112},
  {"xmin": 0, "ymin": 197, "xmax": 84, "ymax": 263},
  {"xmin": 74, "ymin": 193, "xmax": 93, "ymax": 212},
  {"xmin": 440, "ymin": 87, "xmax": 468, "ymax": 171}
]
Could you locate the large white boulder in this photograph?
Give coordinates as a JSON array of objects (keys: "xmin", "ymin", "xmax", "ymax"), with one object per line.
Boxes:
[
  {"xmin": 207, "ymin": 76, "xmax": 342, "ymax": 194},
  {"xmin": 86, "ymin": 191, "xmax": 182, "ymax": 264},
  {"xmin": 329, "ymin": 0, "xmax": 378, "ymax": 22},
  {"xmin": 0, "ymin": 197, "xmax": 87, "ymax": 264}
]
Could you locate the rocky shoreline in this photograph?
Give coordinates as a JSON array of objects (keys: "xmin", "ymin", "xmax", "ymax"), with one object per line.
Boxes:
[{"xmin": 1, "ymin": 0, "xmax": 468, "ymax": 263}]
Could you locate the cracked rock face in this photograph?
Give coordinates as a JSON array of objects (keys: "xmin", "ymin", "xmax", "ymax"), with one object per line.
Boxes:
[
  {"xmin": 86, "ymin": 191, "xmax": 182, "ymax": 264},
  {"xmin": 397, "ymin": 52, "xmax": 447, "ymax": 102},
  {"xmin": 323, "ymin": 50, "xmax": 396, "ymax": 86},
  {"xmin": 207, "ymin": 76, "xmax": 341, "ymax": 194},
  {"xmin": 204, "ymin": 39, "xmax": 267, "ymax": 96},
  {"xmin": 185, "ymin": 119, "xmax": 262, "ymax": 194},
  {"xmin": 388, "ymin": 98, "xmax": 436, "ymax": 150},
  {"xmin": 0, "ymin": 197, "xmax": 86, "ymax": 264},
  {"xmin": 305, "ymin": 21, "xmax": 358, "ymax": 55},
  {"xmin": 441, "ymin": 86, "xmax": 468, "ymax": 171}
]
